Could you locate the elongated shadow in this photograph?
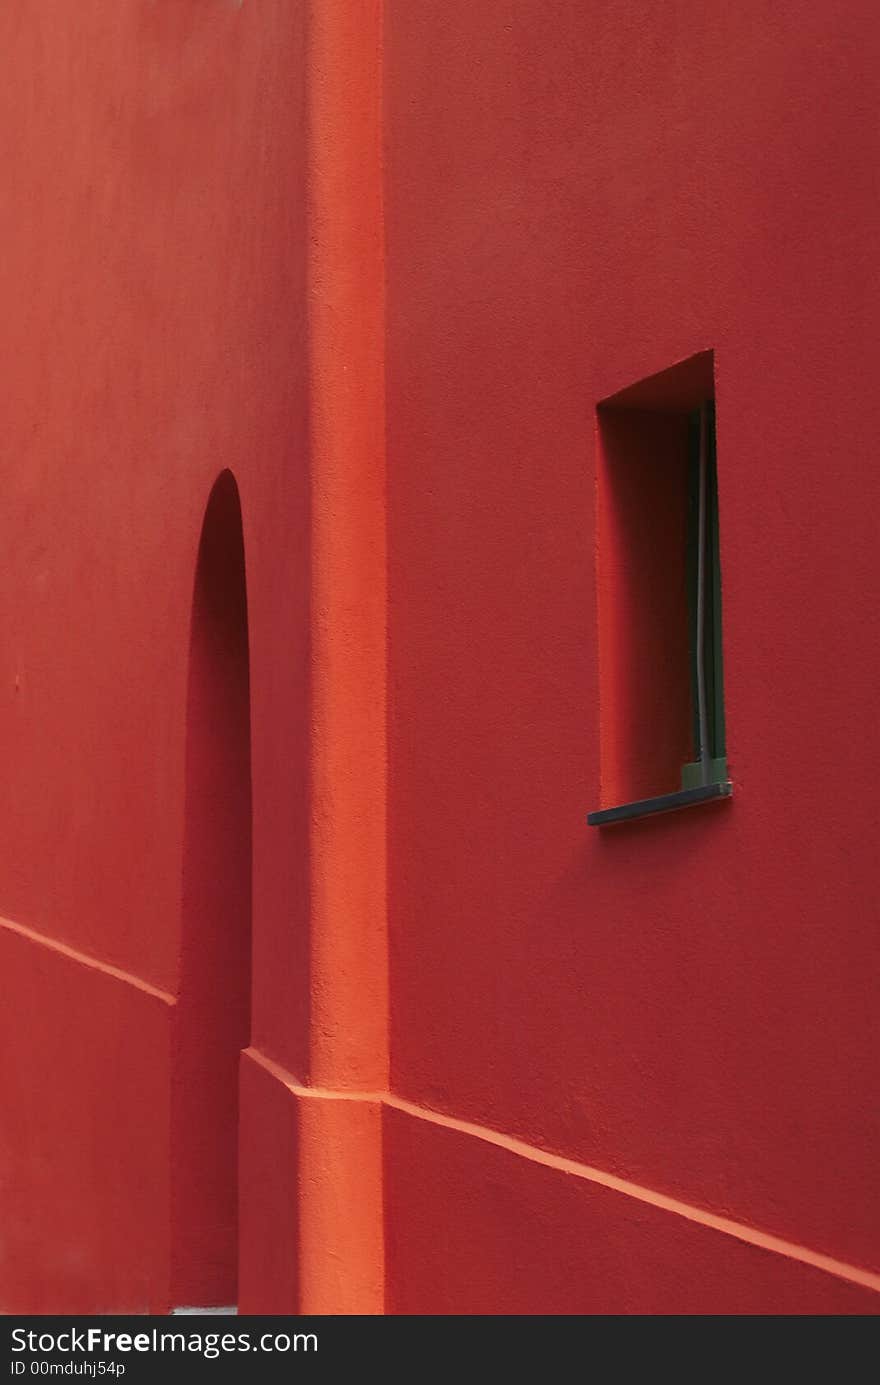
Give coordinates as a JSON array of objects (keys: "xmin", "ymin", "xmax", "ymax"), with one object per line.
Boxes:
[{"xmin": 172, "ymin": 471, "xmax": 252, "ymax": 1308}]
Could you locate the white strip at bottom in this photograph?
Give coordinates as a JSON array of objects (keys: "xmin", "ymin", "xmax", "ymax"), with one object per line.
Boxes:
[{"xmin": 171, "ymin": 1306, "xmax": 237, "ymax": 1315}]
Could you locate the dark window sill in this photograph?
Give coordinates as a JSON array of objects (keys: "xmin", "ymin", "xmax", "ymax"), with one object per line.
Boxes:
[{"xmin": 587, "ymin": 780, "xmax": 732, "ymax": 827}]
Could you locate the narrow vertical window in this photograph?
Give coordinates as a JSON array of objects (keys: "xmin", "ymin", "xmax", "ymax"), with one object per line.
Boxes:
[{"xmin": 589, "ymin": 353, "xmax": 732, "ymax": 826}]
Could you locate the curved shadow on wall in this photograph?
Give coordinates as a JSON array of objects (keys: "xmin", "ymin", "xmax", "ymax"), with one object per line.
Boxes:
[{"xmin": 172, "ymin": 471, "xmax": 252, "ymax": 1308}]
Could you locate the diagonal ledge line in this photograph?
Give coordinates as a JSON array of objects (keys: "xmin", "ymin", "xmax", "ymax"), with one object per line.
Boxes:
[
  {"xmin": 244, "ymin": 1048, "xmax": 880, "ymax": 1297},
  {"xmin": 0, "ymin": 912, "xmax": 176, "ymax": 1006}
]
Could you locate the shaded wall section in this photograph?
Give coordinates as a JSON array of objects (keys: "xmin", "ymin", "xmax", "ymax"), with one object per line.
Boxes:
[
  {"xmin": 0, "ymin": 0, "xmax": 310, "ymax": 1313},
  {"xmin": 0, "ymin": 921, "xmax": 172, "ymax": 1313},
  {"xmin": 172, "ymin": 472, "xmax": 252, "ymax": 1309}
]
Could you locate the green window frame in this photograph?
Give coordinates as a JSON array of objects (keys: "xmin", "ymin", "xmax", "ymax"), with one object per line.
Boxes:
[{"xmin": 681, "ymin": 401, "xmax": 727, "ymax": 790}]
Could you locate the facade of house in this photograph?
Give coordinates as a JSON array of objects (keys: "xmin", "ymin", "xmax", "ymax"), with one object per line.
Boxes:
[{"xmin": 1, "ymin": 1, "xmax": 878, "ymax": 1314}]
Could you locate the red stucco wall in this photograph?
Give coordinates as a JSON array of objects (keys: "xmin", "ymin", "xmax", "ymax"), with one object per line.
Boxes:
[
  {"xmin": 0, "ymin": 0, "xmax": 878, "ymax": 1314},
  {"xmin": 0, "ymin": 0, "xmax": 312, "ymax": 1313},
  {"xmin": 384, "ymin": 0, "xmax": 880, "ymax": 1311}
]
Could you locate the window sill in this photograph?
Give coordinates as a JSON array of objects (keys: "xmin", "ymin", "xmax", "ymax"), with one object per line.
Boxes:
[{"xmin": 587, "ymin": 780, "xmax": 732, "ymax": 827}]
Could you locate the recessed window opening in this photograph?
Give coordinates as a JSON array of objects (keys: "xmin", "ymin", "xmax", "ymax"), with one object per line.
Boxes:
[{"xmin": 589, "ymin": 351, "xmax": 731, "ymax": 826}]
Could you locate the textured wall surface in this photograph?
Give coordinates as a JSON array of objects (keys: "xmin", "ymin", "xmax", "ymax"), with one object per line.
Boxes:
[
  {"xmin": 0, "ymin": 0, "xmax": 878, "ymax": 1314},
  {"xmin": 0, "ymin": 0, "xmax": 312, "ymax": 1313},
  {"xmin": 384, "ymin": 0, "xmax": 880, "ymax": 1309}
]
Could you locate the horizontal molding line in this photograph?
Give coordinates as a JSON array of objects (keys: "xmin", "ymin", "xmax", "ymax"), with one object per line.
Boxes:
[
  {"xmin": 245, "ymin": 1047, "xmax": 880, "ymax": 1298},
  {"xmin": 0, "ymin": 912, "xmax": 176, "ymax": 1007}
]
